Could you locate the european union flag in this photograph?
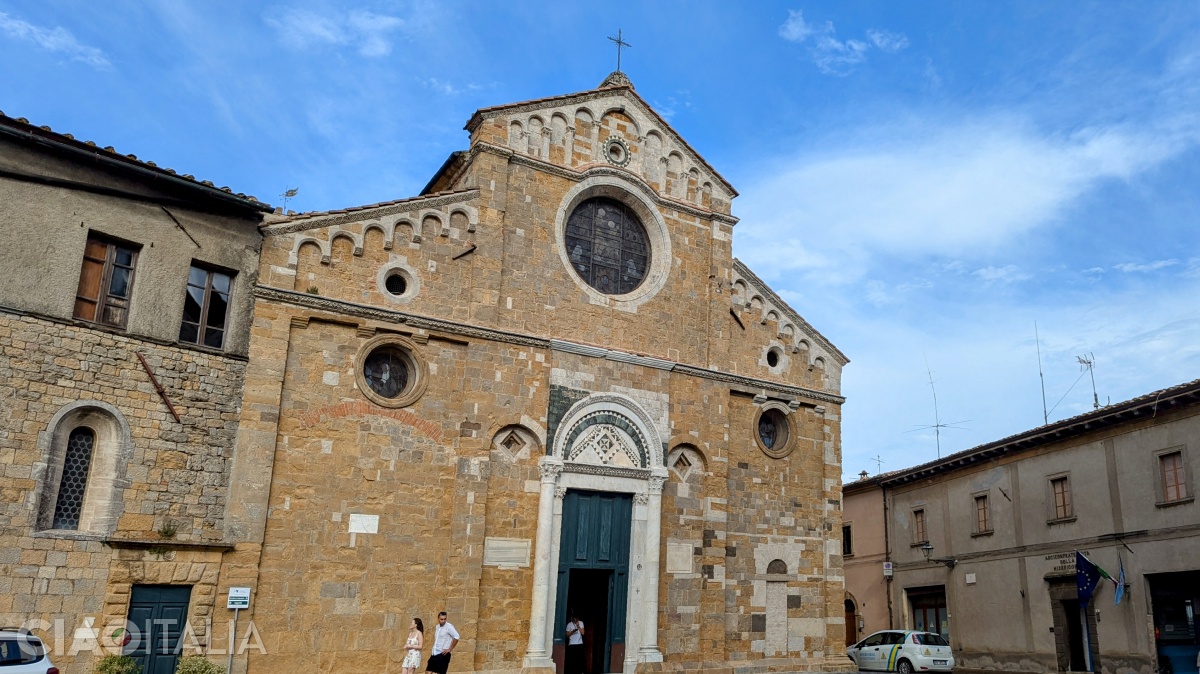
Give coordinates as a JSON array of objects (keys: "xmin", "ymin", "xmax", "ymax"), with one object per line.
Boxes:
[{"xmin": 1077, "ymin": 551, "xmax": 1102, "ymax": 603}]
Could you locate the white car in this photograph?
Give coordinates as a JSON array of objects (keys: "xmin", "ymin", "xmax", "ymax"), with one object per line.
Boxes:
[
  {"xmin": 0, "ymin": 629, "xmax": 58, "ymax": 674},
  {"xmin": 847, "ymin": 630, "xmax": 954, "ymax": 673}
]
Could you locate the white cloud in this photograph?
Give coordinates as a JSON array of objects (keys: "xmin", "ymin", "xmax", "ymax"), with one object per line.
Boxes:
[
  {"xmin": 812, "ymin": 28, "xmax": 870, "ymax": 76},
  {"xmin": 737, "ymin": 116, "xmax": 1188, "ymax": 278},
  {"xmin": 264, "ymin": 7, "xmax": 408, "ymax": 57},
  {"xmin": 778, "ymin": 10, "xmax": 814, "ymax": 43},
  {"xmin": 973, "ymin": 265, "xmax": 1031, "ymax": 284},
  {"xmin": 0, "ymin": 11, "xmax": 110, "ymax": 69},
  {"xmin": 867, "ymin": 29, "xmax": 910, "ymax": 53},
  {"xmin": 778, "ymin": 11, "xmax": 908, "ymax": 75},
  {"xmin": 1113, "ymin": 259, "xmax": 1179, "ymax": 272}
]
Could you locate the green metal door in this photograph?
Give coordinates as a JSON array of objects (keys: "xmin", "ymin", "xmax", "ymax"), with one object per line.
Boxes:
[{"xmin": 555, "ymin": 490, "xmax": 632, "ymax": 673}]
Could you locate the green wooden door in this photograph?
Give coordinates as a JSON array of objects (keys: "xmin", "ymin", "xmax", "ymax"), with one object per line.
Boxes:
[
  {"xmin": 126, "ymin": 585, "xmax": 192, "ymax": 674},
  {"xmin": 555, "ymin": 490, "xmax": 632, "ymax": 673}
]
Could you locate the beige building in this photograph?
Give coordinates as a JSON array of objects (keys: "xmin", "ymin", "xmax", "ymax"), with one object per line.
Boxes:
[
  {"xmin": 844, "ymin": 379, "xmax": 1200, "ymax": 674},
  {"xmin": 2, "ymin": 72, "xmax": 856, "ymax": 674},
  {"xmin": 0, "ymin": 112, "xmax": 270, "ymax": 673}
]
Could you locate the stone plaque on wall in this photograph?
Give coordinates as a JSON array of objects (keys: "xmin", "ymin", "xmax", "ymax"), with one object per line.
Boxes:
[
  {"xmin": 666, "ymin": 542, "xmax": 694, "ymax": 574},
  {"xmin": 348, "ymin": 514, "xmax": 379, "ymax": 534},
  {"xmin": 483, "ymin": 537, "xmax": 531, "ymax": 568}
]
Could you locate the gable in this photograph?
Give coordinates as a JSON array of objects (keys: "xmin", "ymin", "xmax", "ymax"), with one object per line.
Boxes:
[{"xmin": 466, "ymin": 80, "xmax": 737, "ymax": 216}]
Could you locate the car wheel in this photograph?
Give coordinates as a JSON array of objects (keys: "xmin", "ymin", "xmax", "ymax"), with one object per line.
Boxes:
[{"xmin": 897, "ymin": 659, "xmax": 913, "ymax": 674}]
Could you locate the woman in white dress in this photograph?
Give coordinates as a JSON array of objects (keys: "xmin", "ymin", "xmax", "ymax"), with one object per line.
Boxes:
[{"xmin": 402, "ymin": 618, "xmax": 424, "ymax": 674}]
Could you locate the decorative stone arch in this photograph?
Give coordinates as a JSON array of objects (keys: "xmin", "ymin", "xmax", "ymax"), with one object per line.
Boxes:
[
  {"xmin": 763, "ymin": 309, "xmax": 780, "ymax": 326},
  {"xmin": 600, "ymin": 106, "xmax": 642, "ymax": 137},
  {"xmin": 731, "ymin": 280, "xmax": 748, "ymax": 304},
  {"xmin": 551, "ymin": 392, "xmax": 664, "ymax": 468},
  {"xmin": 288, "ymin": 236, "xmax": 329, "ymax": 267},
  {"xmin": 666, "ymin": 442, "xmax": 707, "ymax": 482},
  {"xmin": 780, "ymin": 323, "xmax": 796, "ymax": 341},
  {"xmin": 31, "ymin": 400, "xmax": 134, "ymax": 534},
  {"xmin": 749, "ymin": 295, "xmax": 765, "ymax": 312},
  {"xmin": 448, "ymin": 206, "xmax": 478, "ymax": 233},
  {"xmin": 420, "ymin": 210, "xmax": 446, "ymax": 238},
  {"xmin": 328, "ymin": 229, "xmax": 363, "ymax": 258},
  {"xmin": 488, "ymin": 417, "xmax": 545, "ymax": 463},
  {"xmin": 767, "ymin": 559, "xmax": 788, "ymax": 574},
  {"xmin": 553, "ymin": 172, "xmax": 674, "ymax": 312},
  {"xmin": 795, "ymin": 338, "xmax": 811, "ymax": 355},
  {"xmin": 524, "ymin": 392, "xmax": 669, "ymax": 672},
  {"xmin": 360, "ymin": 220, "xmax": 389, "ymax": 249},
  {"xmin": 391, "ymin": 217, "xmax": 420, "ymax": 244},
  {"xmin": 508, "ymin": 119, "xmax": 524, "ymax": 150}
]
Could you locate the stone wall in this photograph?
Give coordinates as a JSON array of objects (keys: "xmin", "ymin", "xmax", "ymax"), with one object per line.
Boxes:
[{"xmin": 0, "ymin": 310, "xmax": 247, "ymax": 673}]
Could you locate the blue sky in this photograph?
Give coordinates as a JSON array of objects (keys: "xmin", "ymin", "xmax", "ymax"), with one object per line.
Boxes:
[{"xmin": 4, "ymin": 1, "xmax": 1199, "ymax": 479}]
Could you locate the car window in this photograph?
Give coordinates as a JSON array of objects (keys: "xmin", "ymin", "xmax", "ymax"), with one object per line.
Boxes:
[
  {"xmin": 914, "ymin": 633, "xmax": 949, "ymax": 646},
  {"xmin": 0, "ymin": 636, "xmax": 44, "ymax": 666},
  {"xmin": 860, "ymin": 633, "xmax": 886, "ymax": 647},
  {"xmin": 882, "ymin": 632, "xmax": 906, "ymax": 645}
]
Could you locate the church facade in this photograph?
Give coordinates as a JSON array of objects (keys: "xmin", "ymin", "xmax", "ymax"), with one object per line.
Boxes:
[{"xmin": 225, "ymin": 73, "xmax": 852, "ymax": 674}]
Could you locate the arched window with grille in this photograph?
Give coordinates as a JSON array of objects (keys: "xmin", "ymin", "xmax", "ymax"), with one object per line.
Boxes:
[
  {"xmin": 34, "ymin": 401, "xmax": 133, "ymax": 534},
  {"xmin": 52, "ymin": 427, "xmax": 95, "ymax": 530}
]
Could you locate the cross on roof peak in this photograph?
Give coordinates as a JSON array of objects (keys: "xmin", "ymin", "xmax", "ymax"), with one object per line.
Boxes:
[{"xmin": 607, "ymin": 29, "xmax": 631, "ymax": 72}]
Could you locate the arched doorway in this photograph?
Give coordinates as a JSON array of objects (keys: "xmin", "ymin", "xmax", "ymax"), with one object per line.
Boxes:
[{"xmin": 845, "ymin": 595, "xmax": 859, "ymax": 647}]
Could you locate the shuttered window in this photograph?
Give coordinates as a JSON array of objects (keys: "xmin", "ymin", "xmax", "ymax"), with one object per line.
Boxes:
[{"xmin": 74, "ymin": 234, "xmax": 139, "ymax": 328}]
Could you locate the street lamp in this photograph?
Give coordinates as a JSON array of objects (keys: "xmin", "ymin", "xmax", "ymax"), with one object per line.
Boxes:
[{"xmin": 920, "ymin": 542, "xmax": 956, "ymax": 569}]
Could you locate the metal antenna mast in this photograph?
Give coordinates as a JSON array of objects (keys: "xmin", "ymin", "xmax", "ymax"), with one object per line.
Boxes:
[
  {"xmin": 1035, "ymin": 321, "xmax": 1049, "ymax": 425},
  {"xmin": 872, "ymin": 455, "xmax": 885, "ymax": 474},
  {"xmin": 906, "ymin": 355, "xmax": 971, "ymax": 458},
  {"xmin": 1078, "ymin": 353, "xmax": 1099, "ymax": 409}
]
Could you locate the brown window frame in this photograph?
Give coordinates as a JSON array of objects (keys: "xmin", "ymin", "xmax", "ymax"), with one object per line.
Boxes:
[
  {"xmin": 178, "ymin": 263, "xmax": 235, "ymax": 350},
  {"xmin": 842, "ymin": 524, "xmax": 853, "ymax": 557},
  {"xmin": 912, "ymin": 508, "xmax": 927, "ymax": 544},
  {"xmin": 74, "ymin": 233, "xmax": 140, "ymax": 328},
  {"xmin": 1159, "ymin": 450, "xmax": 1189, "ymax": 504},
  {"xmin": 1050, "ymin": 476, "xmax": 1073, "ymax": 521},
  {"xmin": 974, "ymin": 494, "xmax": 991, "ymax": 534}
]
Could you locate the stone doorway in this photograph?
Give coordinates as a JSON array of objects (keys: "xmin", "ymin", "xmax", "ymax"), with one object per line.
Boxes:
[
  {"xmin": 125, "ymin": 584, "xmax": 192, "ymax": 674},
  {"xmin": 1048, "ymin": 578, "xmax": 1097, "ymax": 672},
  {"xmin": 554, "ymin": 490, "xmax": 632, "ymax": 674}
]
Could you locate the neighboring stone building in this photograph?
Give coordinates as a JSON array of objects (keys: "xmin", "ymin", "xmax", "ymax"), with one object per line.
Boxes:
[
  {"xmin": 843, "ymin": 379, "xmax": 1200, "ymax": 674},
  {"xmin": 0, "ymin": 112, "xmax": 271, "ymax": 673},
  {"xmin": 222, "ymin": 72, "xmax": 852, "ymax": 674}
]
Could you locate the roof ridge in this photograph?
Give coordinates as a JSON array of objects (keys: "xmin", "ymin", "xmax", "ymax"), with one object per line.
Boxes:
[{"xmin": 0, "ymin": 110, "xmax": 271, "ymax": 211}]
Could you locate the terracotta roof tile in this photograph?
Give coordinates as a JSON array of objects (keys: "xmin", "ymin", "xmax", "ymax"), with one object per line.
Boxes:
[
  {"xmin": 275, "ymin": 187, "xmax": 477, "ymax": 222},
  {"xmin": 0, "ymin": 110, "xmax": 271, "ymax": 212}
]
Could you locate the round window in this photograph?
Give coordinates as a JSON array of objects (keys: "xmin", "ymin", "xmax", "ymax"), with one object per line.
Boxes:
[
  {"xmin": 384, "ymin": 273, "xmax": 407, "ymax": 296},
  {"xmin": 363, "ymin": 348, "xmax": 409, "ymax": 399},
  {"xmin": 564, "ymin": 197, "xmax": 650, "ymax": 295},
  {"xmin": 767, "ymin": 349, "xmax": 781, "ymax": 368},
  {"xmin": 756, "ymin": 408, "xmax": 792, "ymax": 459},
  {"xmin": 355, "ymin": 335, "xmax": 427, "ymax": 408}
]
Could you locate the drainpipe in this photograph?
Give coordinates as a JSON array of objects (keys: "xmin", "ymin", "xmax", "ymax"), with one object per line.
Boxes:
[{"xmin": 882, "ymin": 482, "xmax": 894, "ymax": 628}]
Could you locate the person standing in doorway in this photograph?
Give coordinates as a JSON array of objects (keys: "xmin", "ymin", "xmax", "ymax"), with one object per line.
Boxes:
[
  {"xmin": 565, "ymin": 608, "xmax": 585, "ymax": 674},
  {"xmin": 402, "ymin": 618, "xmax": 424, "ymax": 674},
  {"xmin": 425, "ymin": 611, "xmax": 459, "ymax": 674}
]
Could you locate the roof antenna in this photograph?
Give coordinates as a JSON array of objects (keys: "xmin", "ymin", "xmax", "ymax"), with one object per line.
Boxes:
[
  {"xmin": 1077, "ymin": 353, "xmax": 1100, "ymax": 409},
  {"xmin": 871, "ymin": 454, "xmax": 885, "ymax": 474},
  {"xmin": 906, "ymin": 354, "xmax": 971, "ymax": 458},
  {"xmin": 1035, "ymin": 321, "xmax": 1049, "ymax": 425}
]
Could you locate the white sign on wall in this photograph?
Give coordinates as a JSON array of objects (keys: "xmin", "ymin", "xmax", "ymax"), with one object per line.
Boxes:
[
  {"xmin": 227, "ymin": 587, "xmax": 251, "ymax": 609},
  {"xmin": 348, "ymin": 514, "xmax": 379, "ymax": 534},
  {"xmin": 882, "ymin": 562, "xmax": 894, "ymax": 578},
  {"xmin": 483, "ymin": 538, "xmax": 531, "ymax": 568}
]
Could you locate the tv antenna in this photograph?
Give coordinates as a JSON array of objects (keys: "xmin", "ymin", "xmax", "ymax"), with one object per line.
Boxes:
[
  {"xmin": 906, "ymin": 355, "xmax": 971, "ymax": 458},
  {"xmin": 1035, "ymin": 321, "xmax": 1049, "ymax": 425},
  {"xmin": 1077, "ymin": 353, "xmax": 1100, "ymax": 410},
  {"xmin": 871, "ymin": 454, "xmax": 885, "ymax": 473},
  {"xmin": 1046, "ymin": 351, "xmax": 1101, "ymax": 418}
]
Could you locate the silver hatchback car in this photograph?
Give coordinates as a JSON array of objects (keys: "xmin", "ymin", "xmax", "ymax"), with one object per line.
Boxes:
[
  {"xmin": 847, "ymin": 630, "xmax": 954, "ymax": 673},
  {"xmin": 0, "ymin": 630, "xmax": 58, "ymax": 674}
]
